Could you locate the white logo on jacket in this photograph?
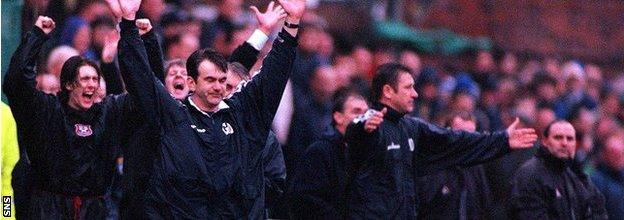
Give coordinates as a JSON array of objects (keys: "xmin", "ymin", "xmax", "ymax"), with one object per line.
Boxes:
[
  {"xmin": 190, "ymin": 124, "xmax": 206, "ymax": 133},
  {"xmin": 408, "ymin": 138, "xmax": 415, "ymax": 151},
  {"xmin": 222, "ymin": 123, "xmax": 234, "ymax": 135},
  {"xmin": 74, "ymin": 124, "xmax": 93, "ymax": 137},
  {"xmin": 387, "ymin": 142, "xmax": 400, "ymax": 150}
]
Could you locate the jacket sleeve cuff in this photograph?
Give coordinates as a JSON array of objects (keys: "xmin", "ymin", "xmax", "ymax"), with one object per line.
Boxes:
[
  {"xmin": 120, "ymin": 18, "xmax": 138, "ymax": 37},
  {"xmin": 246, "ymin": 29, "xmax": 269, "ymax": 51},
  {"xmin": 276, "ymin": 28, "xmax": 298, "ymax": 48},
  {"xmin": 31, "ymin": 26, "xmax": 49, "ymax": 39}
]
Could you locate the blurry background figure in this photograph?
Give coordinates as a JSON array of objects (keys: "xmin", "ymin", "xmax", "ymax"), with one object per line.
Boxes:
[
  {"xmin": 417, "ymin": 110, "xmax": 494, "ymax": 220},
  {"xmin": 591, "ymin": 132, "xmax": 624, "ymax": 220}
]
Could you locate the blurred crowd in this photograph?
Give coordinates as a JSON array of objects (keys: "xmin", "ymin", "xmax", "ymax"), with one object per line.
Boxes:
[{"xmin": 8, "ymin": 0, "xmax": 624, "ymax": 219}]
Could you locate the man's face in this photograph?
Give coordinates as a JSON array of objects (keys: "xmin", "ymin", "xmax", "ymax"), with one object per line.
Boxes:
[
  {"xmin": 192, "ymin": 60, "xmax": 226, "ymax": 110},
  {"xmin": 67, "ymin": 65, "xmax": 100, "ymax": 111},
  {"xmin": 542, "ymin": 122, "xmax": 577, "ymax": 159},
  {"xmin": 36, "ymin": 74, "xmax": 60, "ymax": 95},
  {"xmin": 224, "ymin": 71, "xmax": 243, "ymax": 98},
  {"xmin": 333, "ymin": 96, "xmax": 369, "ymax": 134},
  {"xmin": 386, "ymin": 72, "xmax": 418, "ymax": 114},
  {"xmin": 450, "ymin": 117, "xmax": 476, "ymax": 132},
  {"xmin": 165, "ymin": 65, "xmax": 190, "ymax": 100}
]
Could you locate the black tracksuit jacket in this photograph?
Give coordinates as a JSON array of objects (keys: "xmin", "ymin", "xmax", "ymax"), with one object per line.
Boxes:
[
  {"xmin": 2, "ymin": 25, "xmax": 148, "ymax": 219},
  {"xmin": 344, "ymin": 103, "xmax": 511, "ymax": 219},
  {"xmin": 289, "ymin": 126, "xmax": 350, "ymax": 219},
  {"xmin": 508, "ymin": 147, "xmax": 608, "ymax": 220},
  {"xmin": 116, "ymin": 18, "xmax": 297, "ymax": 218}
]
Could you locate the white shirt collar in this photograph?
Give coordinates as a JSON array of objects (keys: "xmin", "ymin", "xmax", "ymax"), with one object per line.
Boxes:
[{"xmin": 188, "ymin": 96, "xmax": 229, "ymax": 116}]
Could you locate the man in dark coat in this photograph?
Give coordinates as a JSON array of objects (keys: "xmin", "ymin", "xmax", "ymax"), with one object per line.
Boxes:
[
  {"xmin": 114, "ymin": 0, "xmax": 306, "ymax": 218},
  {"xmin": 344, "ymin": 63, "xmax": 538, "ymax": 219},
  {"xmin": 508, "ymin": 120, "xmax": 608, "ymax": 219},
  {"xmin": 289, "ymin": 89, "xmax": 369, "ymax": 219},
  {"xmin": 417, "ymin": 111, "xmax": 494, "ymax": 220},
  {"xmin": 2, "ymin": 13, "xmax": 147, "ymax": 218}
]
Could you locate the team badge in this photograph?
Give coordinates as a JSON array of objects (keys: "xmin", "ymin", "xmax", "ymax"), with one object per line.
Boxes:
[
  {"xmin": 74, "ymin": 124, "xmax": 93, "ymax": 137},
  {"xmin": 222, "ymin": 122, "xmax": 234, "ymax": 135}
]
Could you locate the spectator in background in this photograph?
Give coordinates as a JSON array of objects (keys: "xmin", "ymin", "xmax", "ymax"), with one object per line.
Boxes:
[
  {"xmin": 554, "ymin": 61, "xmax": 598, "ymax": 119},
  {"xmin": 35, "ymin": 73, "xmax": 60, "ymax": 95},
  {"xmin": 289, "ymin": 89, "xmax": 369, "ymax": 219},
  {"xmin": 46, "ymin": 45, "xmax": 79, "ymax": 77},
  {"xmin": 165, "ymin": 32, "xmax": 200, "ymax": 60},
  {"xmin": 591, "ymin": 132, "xmax": 624, "ymax": 220},
  {"xmin": 89, "ymin": 16, "xmax": 117, "ymax": 61},
  {"xmin": 59, "ymin": 0, "xmax": 111, "ymax": 60},
  {"xmin": 417, "ymin": 110, "xmax": 494, "ymax": 219},
  {"xmin": 286, "ymin": 65, "xmax": 337, "ymax": 171},
  {"xmin": 508, "ymin": 120, "xmax": 608, "ymax": 219},
  {"xmin": 410, "ymin": 67, "xmax": 443, "ymax": 122}
]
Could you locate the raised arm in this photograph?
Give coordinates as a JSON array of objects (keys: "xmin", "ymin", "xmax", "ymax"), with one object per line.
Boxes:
[
  {"xmin": 415, "ymin": 118, "xmax": 537, "ymax": 176},
  {"xmin": 2, "ymin": 16, "xmax": 55, "ymax": 122},
  {"xmin": 228, "ymin": 1, "xmax": 287, "ymax": 69},
  {"xmin": 100, "ymin": 29, "xmax": 125, "ymax": 95},
  {"xmin": 137, "ymin": 19, "xmax": 166, "ymax": 83},
  {"xmin": 230, "ymin": 0, "xmax": 305, "ymax": 129},
  {"xmin": 111, "ymin": 0, "xmax": 165, "ymax": 128}
]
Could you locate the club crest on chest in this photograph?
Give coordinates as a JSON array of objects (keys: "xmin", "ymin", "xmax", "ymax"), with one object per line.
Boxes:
[{"xmin": 74, "ymin": 124, "xmax": 93, "ymax": 137}]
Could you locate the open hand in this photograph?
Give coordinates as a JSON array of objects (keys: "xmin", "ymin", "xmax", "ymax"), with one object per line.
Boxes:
[
  {"xmin": 120, "ymin": 0, "xmax": 142, "ymax": 20},
  {"xmin": 506, "ymin": 117, "xmax": 538, "ymax": 149},
  {"xmin": 251, "ymin": 1, "xmax": 287, "ymax": 35}
]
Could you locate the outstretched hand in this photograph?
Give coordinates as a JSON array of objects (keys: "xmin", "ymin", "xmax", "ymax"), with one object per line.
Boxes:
[
  {"xmin": 35, "ymin": 16, "xmax": 56, "ymax": 35},
  {"xmin": 506, "ymin": 117, "xmax": 538, "ymax": 149},
  {"xmin": 251, "ymin": 1, "xmax": 287, "ymax": 35}
]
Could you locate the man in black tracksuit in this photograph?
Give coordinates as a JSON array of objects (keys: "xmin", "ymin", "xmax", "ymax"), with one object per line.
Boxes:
[
  {"xmin": 289, "ymin": 89, "xmax": 369, "ymax": 219},
  {"xmin": 113, "ymin": 8, "xmax": 286, "ymax": 218},
  {"xmin": 117, "ymin": 1, "xmax": 305, "ymax": 218},
  {"xmin": 3, "ymin": 15, "xmax": 153, "ymax": 219},
  {"xmin": 344, "ymin": 63, "xmax": 538, "ymax": 219},
  {"xmin": 508, "ymin": 120, "xmax": 607, "ymax": 219}
]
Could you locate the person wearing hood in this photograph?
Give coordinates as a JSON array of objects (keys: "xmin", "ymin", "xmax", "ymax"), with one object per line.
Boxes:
[
  {"xmin": 344, "ymin": 63, "xmax": 538, "ymax": 219},
  {"xmin": 288, "ymin": 88, "xmax": 368, "ymax": 219},
  {"xmin": 508, "ymin": 120, "xmax": 608, "ymax": 219}
]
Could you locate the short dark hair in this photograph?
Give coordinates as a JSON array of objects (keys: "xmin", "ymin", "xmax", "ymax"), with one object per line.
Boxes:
[
  {"xmin": 543, "ymin": 120, "xmax": 571, "ymax": 137},
  {"xmin": 370, "ymin": 63, "xmax": 412, "ymax": 102},
  {"xmin": 186, "ymin": 48, "xmax": 228, "ymax": 80},
  {"xmin": 165, "ymin": 59, "xmax": 186, "ymax": 74},
  {"xmin": 227, "ymin": 62, "xmax": 250, "ymax": 81},
  {"xmin": 332, "ymin": 87, "xmax": 366, "ymax": 114}
]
